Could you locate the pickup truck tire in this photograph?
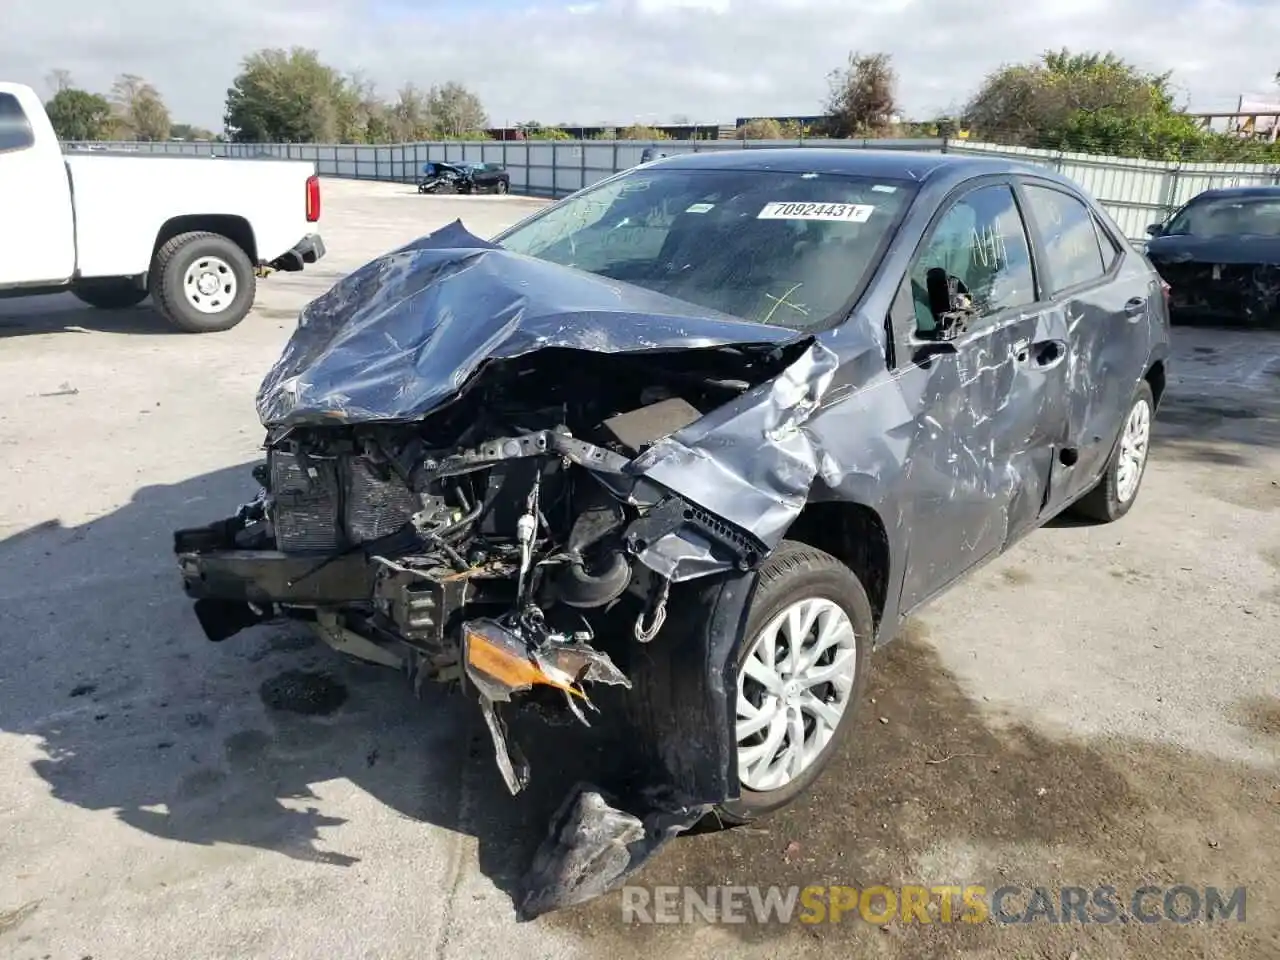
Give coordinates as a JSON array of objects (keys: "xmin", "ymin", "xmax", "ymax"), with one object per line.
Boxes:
[
  {"xmin": 1069, "ymin": 380, "xmax": 1154, "ymax": 523},
  {"xmin": 714, "ymin": 541, "xmax": 873, "ymax": 825},
  {"xmin": 150, "ymin": 231, "xmax": 256, "ymax": 333},
  {"xmin": 71, "ymin": 280, "xmax": 149, "ymax": 310}
]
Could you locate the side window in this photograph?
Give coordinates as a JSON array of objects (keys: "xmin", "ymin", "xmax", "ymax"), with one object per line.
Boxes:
[
  {"xmin": 1093, "ymin": 215, "xmax": 1123, "ymax": 271},
  {"xmin": 910, "ymin": 183, "xmax": 1036, "ymax": 334},
  {"xmin": 0, "ymin": 93, "xmax": 34, "ymax": 153},
  {"xmin": 1023, "ymin": 184, "xmax": 1106, "ymax": 292}
]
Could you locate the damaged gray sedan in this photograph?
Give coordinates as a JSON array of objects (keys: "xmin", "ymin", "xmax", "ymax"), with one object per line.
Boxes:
[{"xmin": 174, "ymin": 149, "xmax": 1170, "ymax": 908}]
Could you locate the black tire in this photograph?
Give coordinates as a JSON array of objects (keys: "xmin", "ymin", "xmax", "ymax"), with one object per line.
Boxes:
[
  {"xmin": 1069, "ymin": 380, "xmax": 1155, "ymax": 523},
  {"xmin": 495, "ymin": 179, "xmax": 509, "ymax": 194},
  {"xmin": 714, "ymin": 540, "xmax": 873, "ymax": 825},
  {"xmin": 150, "ymin": 231, "xmax": 256, "ymax": 333},
  {"xmin": 70, "ymin": 280, "xmax": 149, "ymax": 310}
]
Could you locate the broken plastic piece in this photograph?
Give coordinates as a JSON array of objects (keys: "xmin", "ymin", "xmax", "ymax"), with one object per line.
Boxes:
[
  {"xmin": 518, "ymin": 784, "xmax": 710, "ymax": 919},
  {"xmin": 462, "ymin": 617, "xmax": 631, "ymax": 793}
]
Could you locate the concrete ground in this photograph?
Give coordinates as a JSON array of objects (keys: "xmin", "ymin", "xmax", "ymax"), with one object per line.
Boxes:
[{"xmin": 0, "ymin": 179, "xmax": 1276, "ymax": 960}]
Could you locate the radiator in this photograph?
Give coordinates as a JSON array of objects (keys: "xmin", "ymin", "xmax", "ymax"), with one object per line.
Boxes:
[
  {"xmin": 269, "ymin": 451, "xmax": 419, "ymax": 553},
  {"xmin": 343, "ymin": 457, "xmax": 420, "ymax": 543},
  {"xmin": 269, "ymin": 452, "xmax": 343, "ymax": 553}
]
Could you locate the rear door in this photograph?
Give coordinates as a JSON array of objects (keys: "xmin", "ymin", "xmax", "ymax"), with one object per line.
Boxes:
[
  {"xmin": 0, "ymin": 89, "xmax": 76, "ymax": 285},
  {"xmin": 892, "ymin": 178, "xmax": 1070, "ymax": 612},
  {"xmin": 1016, "ymin": 179, "xmax": 1152, "ymax": 512}
]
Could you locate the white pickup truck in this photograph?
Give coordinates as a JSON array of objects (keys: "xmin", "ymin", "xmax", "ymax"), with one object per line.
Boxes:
[{"xmin": 0, "ymin": 81, "xmax": 326, "ymax": 332}]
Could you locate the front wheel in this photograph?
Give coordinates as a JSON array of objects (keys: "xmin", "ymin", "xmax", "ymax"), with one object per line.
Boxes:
[
  {"xmin": 715, "ymin": 541, "xmax": 873, "ymax": 824},
  {"xmin": 150, "ymin": 232, "xmax": 256, "ymax": 333},
  {"xmin": 71, "ymin": 280, "xmax": 149, "ymax": 310},
  {"xmin": 1069, "ymin": 381, "xmax": 1155, "ymax": 523}
]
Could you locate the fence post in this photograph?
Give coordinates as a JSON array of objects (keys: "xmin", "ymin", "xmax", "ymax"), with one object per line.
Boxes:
[
  {"xmin": 579, "ymin": 139, "xmax": 587, "ymax": 192},
  {"xmin": 940, "ymin": 136, "xmax": 949, "ymax": 155},
  {"xmin": 612, "ymin": 139, "xmax": 619, "ymax": 176},
  {"xmin": 1159, "ymin": 162, "xmax": 1182, "ymax": 221}
]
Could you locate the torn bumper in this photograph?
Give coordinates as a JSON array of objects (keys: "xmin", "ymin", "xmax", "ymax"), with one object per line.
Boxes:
[{"xmin": 268, "ymin": 233, "xmax": 326, "ymax": 273}]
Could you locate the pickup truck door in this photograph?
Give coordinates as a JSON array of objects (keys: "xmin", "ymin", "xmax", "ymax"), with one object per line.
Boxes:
[
  {"xmin": 0, "ymin": 88, "xmax": 76, "ymax": 285},
  {"xmin": 891, "ymin": 179, "xmax": 1070, "ymax": 612}
]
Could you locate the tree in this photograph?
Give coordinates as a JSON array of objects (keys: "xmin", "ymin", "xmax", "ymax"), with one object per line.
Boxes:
[
  {"xmin": 962, "ymin": 50, "xmax": 1195, "ymax": 156},
  {"xmin": 425, "ymin": 82, "xmax": 488, "ymax": 138},
  {"xmin": 46, "ymin": 68, "xmax": 74, "ymax": 96},
  {"xmin": 736, "ymin": 118, "xmax": 784, "ymax": 139},
  {"xmin": 224, "ymin": 47, "xmax": 349, "ymax": 142},
  {"xmin": 616, "ymin": 124, "xmax": 670, "ymax": 140},
  {"xmin": 170, "ymin": 122, "xmax": 215, "ymax": 141},
  {"xmin": 516, "ymin": 121, "xmax": 571, "ymax": 140},
  {"xmin": 389, "ymin": 83, "xmax": 434, "ymax": 141},
  {"xmin": 45, "ymin": 88, "xmax": 113, "ymax": 141},
  {"xmin": 109, "ymin": 74, "xmax": 171, "ymax": 141},
  {"xmin": 824, "ymin": 52, "xmax": 898, "ymax": 137}
]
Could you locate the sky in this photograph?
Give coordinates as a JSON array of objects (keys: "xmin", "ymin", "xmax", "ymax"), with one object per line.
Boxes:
[{"xmin": 4, "ymin": 0, "xmax": 1279, "ymax": 131}]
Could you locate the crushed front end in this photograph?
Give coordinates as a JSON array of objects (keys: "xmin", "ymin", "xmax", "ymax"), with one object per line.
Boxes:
[{"xmin": 175, "ymin": 344, "xmax": 783, "ymax": 795}]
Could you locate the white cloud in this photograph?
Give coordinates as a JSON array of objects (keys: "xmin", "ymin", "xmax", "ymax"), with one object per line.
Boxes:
[{"xmin": 4, "ymin": 0, "xmax": 1278, "ymax": 130}]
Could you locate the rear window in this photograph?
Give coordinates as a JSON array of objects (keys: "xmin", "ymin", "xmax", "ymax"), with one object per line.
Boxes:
[{"xmin": 0, "ymin": 93, "xmax": 34, "ymax": 153}]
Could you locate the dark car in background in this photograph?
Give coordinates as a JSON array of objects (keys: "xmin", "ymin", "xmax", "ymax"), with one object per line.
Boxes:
[
  {"xmin": 1145, "ymin": 185, "xmax": 1280, "ymax": 325},
  {"xmin": 175, "ymin": 149, "xmax": 1169, "ymax": 911},
  {"xmin": 417, "ymin": 160, "xmax": 511, "ymax": 195}
]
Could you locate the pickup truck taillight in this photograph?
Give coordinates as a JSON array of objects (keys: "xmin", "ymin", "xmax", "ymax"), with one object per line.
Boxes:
[{"xmin": 306, "ymin": 174, "xmax": 321, "ymax": 223}]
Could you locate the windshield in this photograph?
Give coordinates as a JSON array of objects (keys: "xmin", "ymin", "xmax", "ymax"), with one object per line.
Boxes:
[
  {"xmin": 1165, "ymin": 195, "xmax": 1280, "ymax": 238},
  {"xmin": 495, "ymin": 167, "xmax": 917, "ymax": 330}
]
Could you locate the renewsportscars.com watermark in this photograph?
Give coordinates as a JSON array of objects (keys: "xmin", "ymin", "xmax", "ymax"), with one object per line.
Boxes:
[{"xmin": 621, "ymin": 884, "xmax": 1248, "ymax": 926}]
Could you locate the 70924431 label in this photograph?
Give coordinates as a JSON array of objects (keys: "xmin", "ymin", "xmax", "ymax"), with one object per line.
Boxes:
[{"xmin": 757, "ymin": 202, "xmax": 875, "ymax": 222}]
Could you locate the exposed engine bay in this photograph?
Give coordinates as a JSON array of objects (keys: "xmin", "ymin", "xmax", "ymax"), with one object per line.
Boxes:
[{"xmin": 176, "ymin": 345, "xmax": 793, "ymax": 793}]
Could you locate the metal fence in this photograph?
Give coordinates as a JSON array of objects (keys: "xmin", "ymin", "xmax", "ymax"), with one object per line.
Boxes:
[{"xmin": 66, "ymin": 137, "xmax": 1280, "ymax": 240}]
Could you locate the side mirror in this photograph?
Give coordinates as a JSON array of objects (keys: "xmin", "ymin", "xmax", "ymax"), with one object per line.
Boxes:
[
  {"xmin": 1146, "ymin": 223, "xmax": 1163, "ymax": 237},
  {"xmin": 924, "ymin": 267, "xmax": 975, "ymax": 341}
]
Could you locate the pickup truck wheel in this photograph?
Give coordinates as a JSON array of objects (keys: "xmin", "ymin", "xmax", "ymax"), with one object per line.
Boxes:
[
  {"xmin": 150, "ymin": 231, "xmax": 256, "ymax": 333},
  {"xmin": 495, "ymin": 180, "xmax": 509, "ymax": 194},
  {"xmin": 715, "ymin": 541, "xmax": 873, "ymax": 825},
  {"xmin": 71, "ymin": 280, "xmax": 149, "ymax": 310},
  {"xmin": 1069, "ymin": 381, "xmax": 1154, "ymax": 523}
]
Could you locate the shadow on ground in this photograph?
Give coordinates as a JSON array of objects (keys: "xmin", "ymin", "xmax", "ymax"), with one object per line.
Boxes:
[
  {"xmin": 1, "ymin": 409, "xmax": 1276, "ymax": 959},
  {"xmin": 0, "ymin": 295, "xmax": 185, "ymax": 338}
]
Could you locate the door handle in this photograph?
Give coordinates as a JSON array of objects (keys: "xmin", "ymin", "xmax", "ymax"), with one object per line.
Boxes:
[
  {"xmin": 1032, "ymin": 339, "xmax": 1067, "ymax": 370},
  {"xmin": 1124, "ymin": 296, "xmax": 1147, "ymax": 321}
]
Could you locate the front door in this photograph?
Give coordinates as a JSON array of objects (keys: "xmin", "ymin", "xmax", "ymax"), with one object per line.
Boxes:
[
  {"xmin": 0, "ymin": 90, "xmax": 76, "ymax": 285},
  {"xmin": 892, "ymin": 179, "xmax": 1070, "ymax": 613}
]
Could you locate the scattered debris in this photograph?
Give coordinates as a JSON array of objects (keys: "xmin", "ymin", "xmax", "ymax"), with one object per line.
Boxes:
[
  {"xmin": 69, "ymin": 683, "xmax": 96, "ymax": 698},
  {"xmin": 37, "ymin": 382, "xmax": 78, "ymax": 398},
  {"xmin": 517, "ymin": 785, "xmax": 708, "ymax": 920}
]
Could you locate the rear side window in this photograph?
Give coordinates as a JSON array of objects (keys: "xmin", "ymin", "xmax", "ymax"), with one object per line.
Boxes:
[
  {"xmin": 909, "ymin": 183, "xmax": 1036, "ymax": 333},
  {"xmin": 0, "ymin": 93, "xmax": 34, "ymax": 153},
  {"xmin": 1093, "ymin": 215, "xmax": 1123, "ymax": 271},
  {"xmin": 1022, "ymin": 184, "xmax": 1107, "ymax": 293}
]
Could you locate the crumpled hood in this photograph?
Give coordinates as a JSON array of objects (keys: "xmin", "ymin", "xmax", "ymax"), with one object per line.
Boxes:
[
  {"xmin": 256, "ymin": 220, "xmax": 800, "ymax": 427},
  {"xmin": 1147, "ymin": 234, "xmax": 1280, "ymax": 267}
]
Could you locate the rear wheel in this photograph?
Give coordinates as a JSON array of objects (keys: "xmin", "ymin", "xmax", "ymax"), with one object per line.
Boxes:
[
  {"xmin": 1070, "ymin": 381, "xmax": 1155, "ymax": 523},
  {"xmin": 495, "ymin": 179, "xmax": 509, "ymax": 194},
  {"xmin": 150, "ymin": 231, "xmax": 256, "ymax": 333},
  {"xmin": 71, "ymin": 280, "xmax": 149, "ymax": 310},
  {"xmin": 715, "ymin": 541, "xmax": 873, "ymax": 825}
]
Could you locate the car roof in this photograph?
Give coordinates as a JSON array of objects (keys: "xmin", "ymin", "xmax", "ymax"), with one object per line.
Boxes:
[
  {"xmin": 1186, "ymin": 185, "xmax": 1280, "ymax": 201},
  {"xmin": 650, "ymin": 147, "xmax": 1058, "ymax": 187}
]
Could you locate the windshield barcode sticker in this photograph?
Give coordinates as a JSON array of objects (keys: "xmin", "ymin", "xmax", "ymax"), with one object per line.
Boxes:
[{"xmin": 758, "ymin": 202, "xmax": 874, "ymax": 222}]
